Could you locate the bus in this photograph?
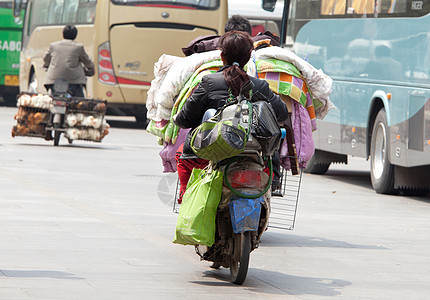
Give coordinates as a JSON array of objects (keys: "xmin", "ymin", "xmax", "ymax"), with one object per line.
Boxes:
[
  {"xmin": 12, "ymin": 0, "xmax": 227, "ymax": 122},
  {"xmin": 0, "ymin": 0, "xmax": 23, "ymax": 102},
  {"xmin": 267, "ymin": 0, "xmax": 430, "ymax": 195}
]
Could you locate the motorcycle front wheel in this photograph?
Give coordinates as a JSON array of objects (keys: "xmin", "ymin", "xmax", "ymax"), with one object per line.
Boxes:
[{"xmin": 230, "ymin": 231, "xmax": 251, "ymax": 285}]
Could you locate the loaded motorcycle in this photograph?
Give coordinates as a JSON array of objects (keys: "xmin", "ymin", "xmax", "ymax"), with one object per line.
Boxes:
[
  {"xmin": 176, "ymin": 82, "xmax": 289, "ymax": 285},
  {"xmin": 12, "ymin": 79, "xmax": 109, "ymax": 146}
]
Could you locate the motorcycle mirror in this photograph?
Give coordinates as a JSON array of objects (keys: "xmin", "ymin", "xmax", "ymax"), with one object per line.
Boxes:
[{"xmin": 262, "ymin": 0, "xmax": 277, "ymax": 12}]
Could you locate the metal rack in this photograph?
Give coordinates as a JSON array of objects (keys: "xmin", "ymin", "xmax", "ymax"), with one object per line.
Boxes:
[
  {"xmin": 173, "ymin": 157, "xmax": 303, "ymax": 230},
  {"xmin": 63, "ymin": 98, "xmax": 108, "ymax": 142},
  {"xmin": 173, "ymin": 178, "xmax": 181, "ymax": 214},
  {"xmin": 268, "ymin": 163, "xmax": 303, "ymax": 230},
  {"xmin": 12, "ymin": 93, "xmax": 52, "ymax": 138}
]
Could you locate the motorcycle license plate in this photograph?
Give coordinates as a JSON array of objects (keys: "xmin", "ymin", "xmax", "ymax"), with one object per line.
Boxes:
[{"xmin": 51, "ymin": 106, "xmax": 66, "ymax": 114}]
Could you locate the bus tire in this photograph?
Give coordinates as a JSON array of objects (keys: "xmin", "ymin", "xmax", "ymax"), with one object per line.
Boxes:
[
  {"xmin": 370, "ymin": 109, "xmax": 396, "ymax": 194},
  {"xmin": 304, "ymin": 150, "xmax": 331, "ymax": 175},
  {"xmin": 28, "ymin": 72, "xmax": 38, "ymax": 94}
]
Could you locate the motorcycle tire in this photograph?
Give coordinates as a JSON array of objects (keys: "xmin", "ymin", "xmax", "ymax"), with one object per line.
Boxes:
[
  {"xmin": 53, "ymin": 123, "xmax": 61, "ymax": 146},
  {"xmin": 230, "ymin": 231, "xmax": 251, "ymax": 285},
  {"xmin": 209, "ymin": 262, "xmax": 221, "ymax": 269}
]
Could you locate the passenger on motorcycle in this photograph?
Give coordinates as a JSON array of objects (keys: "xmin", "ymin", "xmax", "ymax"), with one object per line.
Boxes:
[
  {"xmin": 43, "ymin": 25, "xmax": 95, "ymax": 97},
  {"xmin": 173, "ymin": 30, "xmax": 289, "ymax": 202}
]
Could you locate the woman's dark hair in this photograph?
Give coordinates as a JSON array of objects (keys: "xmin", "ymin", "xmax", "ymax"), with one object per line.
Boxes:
[
  {"xmin": 218, "ymin": 31, "xmax": 254, "ymax": 97},
  {"xmin": 63, "ymin": 25, "xmax": 77, "ymax": 40},
  {"xmin": 224, "ymin": 15, "xmax": 252, "ymax": 36}
]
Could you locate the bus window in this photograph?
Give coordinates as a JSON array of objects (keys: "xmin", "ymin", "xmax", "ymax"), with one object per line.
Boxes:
[
  {"xmin": 321, "ymin": 0, "xmax": 346, "ymax": 15},
  {"xmin": 63, "ymin": 0, "xmax": 78, "ymax": 23},
  {"xmin": 349, "ymin": 0, "xmax": 374, "ymax": 14},
  {"xmin": 76, "ymin": 0, "xmax": 96, "ymax": 24},
  {"xmin": 29, "ymin": 0, "xmax": 49, "ymax": 32},
  {"xmin": 110, "ymin": 0, "xmax": 219, "ymax": 10},
  {"xmin": 48, "ymin": 0, "xmax": 64, "ymax": 25}
]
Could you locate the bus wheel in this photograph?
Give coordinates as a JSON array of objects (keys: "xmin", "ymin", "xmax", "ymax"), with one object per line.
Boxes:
[
  {"xmin": 370, "ymin": 109, "xmax": 396, "ymax": 194},
  {"xmin": 304, "ymin": 150, "xmax": 331, "ymax": 175},
  {"xmin": 28, "ymin": 72, "xmax": 38, "ymax": 94}
]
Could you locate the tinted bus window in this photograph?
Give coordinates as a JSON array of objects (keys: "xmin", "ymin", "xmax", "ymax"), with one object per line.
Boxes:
[
  {"xmin": 110, "ymin": 0, "xmax": 219, "ymax": 10},
  {"xmin": 318, "ymin": 0, "xmax": 428, "ymax": 17},
  {"xmin": 28, "ymin": 0, "xmax": 95, "ymax": 34},
  {"xmin": 0, "ymin": 0, "xmax": 13, "ymax": 8}
]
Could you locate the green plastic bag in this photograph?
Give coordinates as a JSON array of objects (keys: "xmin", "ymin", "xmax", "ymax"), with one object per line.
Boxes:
[
  {"xmin": 190, "ymin": 118, "xmax": 247, "ymax": 162},
  {"xmin": 173, "ymin": 168, "xmax": 223, "ymax": 246}
]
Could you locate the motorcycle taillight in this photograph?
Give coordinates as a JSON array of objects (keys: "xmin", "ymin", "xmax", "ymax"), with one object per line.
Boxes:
[
  {"xmin": 229, "ymin": 169, "xmax": 268, "ymax": 189},
  {"xmin": 54, "ymin": 100, "xmax": 66, "ymax": 106}
]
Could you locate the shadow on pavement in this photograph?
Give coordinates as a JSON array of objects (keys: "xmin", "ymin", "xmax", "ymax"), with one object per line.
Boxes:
[
  {"xmin": 247, "ymin": 268, "xmax": 350, "ymax": 297},
  {"xmin": 10, "ymin": 142, "xmax": 105, "ymax": 150},
  {"xmin": 323, "ymin": 169, "xmax": 373, "ymax": 190},
  {"xmin": 0, "ymin": 269, "xmax": 84, "ymax": 280},
  {"xmin": 192, "ymin": 268, "xmax": 350, "ymax": 297},
  {"xmin": 321, "ymin": 169, "xmax": 430, "ymax": 200},
  {"xmin": 261, "ymin": 232, "xmax": 387, "ymax": 250}
]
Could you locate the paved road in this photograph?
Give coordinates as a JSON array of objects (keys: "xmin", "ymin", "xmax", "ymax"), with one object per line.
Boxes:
[{"xmin": 1, "ymin": 107, "xmax": 429, "ymax": 299}]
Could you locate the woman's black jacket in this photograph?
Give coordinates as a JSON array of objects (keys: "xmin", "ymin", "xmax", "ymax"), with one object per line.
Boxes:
[{"xmin": 174, "ymin": 68, "xmax": 289, "ymax": 130}]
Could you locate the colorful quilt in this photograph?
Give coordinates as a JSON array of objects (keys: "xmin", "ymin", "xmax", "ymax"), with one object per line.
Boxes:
[{"xmin": 257, "ymin": 59, "xmax": 318, "ymax": 131}]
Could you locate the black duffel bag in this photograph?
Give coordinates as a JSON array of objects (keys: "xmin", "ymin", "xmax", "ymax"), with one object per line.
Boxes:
[{"xmin": 250, "ymin": 100, "xmax": 282, "ymax": 156}]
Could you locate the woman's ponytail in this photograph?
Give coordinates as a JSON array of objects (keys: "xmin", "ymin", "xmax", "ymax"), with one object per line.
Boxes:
[{"xmin": 218, "ymin": 31, "xmax": 254, "ymax": 97}]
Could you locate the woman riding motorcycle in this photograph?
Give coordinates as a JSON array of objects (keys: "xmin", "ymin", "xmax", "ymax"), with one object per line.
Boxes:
[{"xmin": 173, "ymin": 30, "xmax": 289, "ymax": 198}]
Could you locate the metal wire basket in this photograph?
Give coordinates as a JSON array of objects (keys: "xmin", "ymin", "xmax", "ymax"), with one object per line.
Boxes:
[
  {"xmin": 173, "ymin": 178, "xmax": 181, "ymax": 214},
  {"xmin": 268, "ymin": 163, "xmax": 303, "ymax": 230},
  {"xmin": 173, "ymin": 157, "xmax": 303, "ymax": 227},
  {"xmin": 12, "ymin": 93, "xmax": 52, "ymax": 138}
]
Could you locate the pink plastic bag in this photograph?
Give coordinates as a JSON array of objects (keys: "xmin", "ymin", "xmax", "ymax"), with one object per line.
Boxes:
[{"xmin": 159, "ymin": 128, "xmax": 190, "ymax": 173}]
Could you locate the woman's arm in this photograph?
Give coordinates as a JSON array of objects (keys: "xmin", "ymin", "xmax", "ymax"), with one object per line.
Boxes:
[{"xmin": 174, "ymin": 76, "xmax": 209, "ymax": 129}]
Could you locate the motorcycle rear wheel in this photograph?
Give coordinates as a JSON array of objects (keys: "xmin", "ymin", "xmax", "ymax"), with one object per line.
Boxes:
[
  {"xmin": 230, "ymin": 231, "xmax": 251, "ymax": 285},
  {"xmin": 53, "ymin": 123, "xmax": 61, "ymax": 146}
]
